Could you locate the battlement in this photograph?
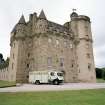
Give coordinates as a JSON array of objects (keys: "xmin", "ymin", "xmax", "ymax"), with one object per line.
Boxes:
[{"xmin": 71, "ymin": 14, "xmax": 90, "ymax": 22}]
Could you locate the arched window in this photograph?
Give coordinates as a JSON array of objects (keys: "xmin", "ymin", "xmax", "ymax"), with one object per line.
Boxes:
[{"xmin": 47, "ymin": 57, "xmax": 52, "ymax": 67}]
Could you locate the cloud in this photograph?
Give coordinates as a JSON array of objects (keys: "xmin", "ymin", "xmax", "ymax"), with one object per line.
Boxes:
[
  {"xmin": 0, "ymin": 0, "xmax": 105, "ymax": 67},
  {"xmin": 94, "ymin": 46, "xmax": 105, "ymax": 67}
]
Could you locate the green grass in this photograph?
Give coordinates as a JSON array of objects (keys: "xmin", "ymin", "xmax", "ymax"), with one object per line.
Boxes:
[
  {"xmin": 0, "ymin": 89, "xmax": 105, "ymax": 105},
  {"xmin": 0, "ymin": 80, "xmax": 16, "ymax": 88},
  {"xmin": 96, "ymin": 78, "xmax": 105, "ymax": 83}
]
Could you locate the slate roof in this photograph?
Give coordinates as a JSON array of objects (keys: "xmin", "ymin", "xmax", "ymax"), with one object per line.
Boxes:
[
  {"xmin": 18, "ymin": 15, "xmax": 26, "ymax": 24},
  {"xmin": 48, "ymin": 21, "xmax": 69, "ymax": 33},
  {"xmin": 39, "ymin": 10, "xmax": 47, "ymax": 19}
]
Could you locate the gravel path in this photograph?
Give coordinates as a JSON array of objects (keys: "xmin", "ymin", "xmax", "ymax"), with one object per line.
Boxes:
[{"xmin": 0, "ymin": 83, "xmax": 105, "ymax": 92}]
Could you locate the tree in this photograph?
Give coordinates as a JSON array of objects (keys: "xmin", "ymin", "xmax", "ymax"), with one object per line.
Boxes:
[
  {"xmin": 0, "ymin": 53, "xmax": 4, "ymax": 64},
  {"xmin": 5, "ymin": 57, "xmax": 9, "ymax": 66},
  {"xmin": 102, "ymin": 68, "xmax": 105, "ymax": 80},
  {"xmin": 0, "ymin": 53, "xmax": 3, "ymax": 59},
  {"xmin": 95, "ymin": 68, "xmax": 103, "ymax": 78}
]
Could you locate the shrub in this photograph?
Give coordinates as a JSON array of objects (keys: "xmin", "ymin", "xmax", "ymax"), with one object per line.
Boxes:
[
  {"xmin": 102, "ymin": 69, "xmax": 105, "ymax": 80},
  {"xmin": 95, "ymin": 68, "xmax": 103, "ymax": 78}
]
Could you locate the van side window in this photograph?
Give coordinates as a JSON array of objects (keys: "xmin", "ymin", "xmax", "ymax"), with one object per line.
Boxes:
[{"xmin": 50, "ymin": 72, "xmax": 54, "ymax": 76}]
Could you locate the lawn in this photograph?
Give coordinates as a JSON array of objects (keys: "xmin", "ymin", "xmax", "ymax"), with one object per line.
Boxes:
[
  {"xmin": 0, "ymin": 89, "xmax": 105, "ymax": 105},
  {"xmin": 0, "ymin": 80, "xmax": 16, "ymax": 88},
  {"xmin": 97, "ymin": 78, "xmax": 105, "ymax": 83}
]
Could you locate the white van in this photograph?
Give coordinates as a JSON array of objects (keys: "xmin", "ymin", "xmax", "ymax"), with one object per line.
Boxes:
[{"xmin": 29, "ymin": 70, "xmax": 64, "ymax": 85}]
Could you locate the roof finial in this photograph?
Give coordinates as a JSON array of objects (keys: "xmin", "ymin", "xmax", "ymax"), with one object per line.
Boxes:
[
  {"xmin": 70, "ymin": 9, "xmax": 78, "ymax": 18},
  {"xmin": 72, "ymin": 8, "xmax": 77, "ymax": 12}
]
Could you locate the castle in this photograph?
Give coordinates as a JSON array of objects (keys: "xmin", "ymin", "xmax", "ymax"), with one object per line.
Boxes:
[{"xmin": 5, "ymin": 10, "xmax": 96, "ymax": 83}]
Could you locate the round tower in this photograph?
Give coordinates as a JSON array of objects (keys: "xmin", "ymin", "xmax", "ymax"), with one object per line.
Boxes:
[
  {"xmin": 9, "ymin": 15, "xmax": 27, "ymax": 82},
  {"xmin": 70, "ymin": 12, "xmax": 96, "ymax": 82}
]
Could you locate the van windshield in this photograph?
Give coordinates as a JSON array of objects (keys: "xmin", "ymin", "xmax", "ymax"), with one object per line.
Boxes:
[{"xmin": 57, "ymin": 73, "xmax": 63, "ymax": 76}]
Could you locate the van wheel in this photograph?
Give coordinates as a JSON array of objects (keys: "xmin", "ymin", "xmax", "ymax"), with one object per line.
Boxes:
[
  {"xmin": 53, "ymin": 80, "xmax": 59, "ymax": 85},
  {"xmin": 35, "ymin": 80, "xmax": 40, "ymax": 85}
]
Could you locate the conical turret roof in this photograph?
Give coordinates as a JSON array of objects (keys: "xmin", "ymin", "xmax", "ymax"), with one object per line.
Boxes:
[
  {"xmin": 11, "ymin": 24, "xmax": 17, "ymax": 33},
  {"xmin": 18, "ymin": 15, "xmax": 26, "ymax": 24},
  {"xmin": 39, "ymin": 10, "xmax": 47, "ymax": 19},
  {"xmin": 11, "ymin": 15, "xmax": 26, "ymax": 33}
]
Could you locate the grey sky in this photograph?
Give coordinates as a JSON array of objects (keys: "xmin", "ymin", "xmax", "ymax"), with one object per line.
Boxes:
[{"xmin": 0, "ymin": 0, "xmax": 105, "ymax": 67}]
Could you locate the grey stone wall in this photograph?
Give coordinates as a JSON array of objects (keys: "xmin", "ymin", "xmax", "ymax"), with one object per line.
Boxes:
[
  {"xmin": 8, "ymin": 10, "xmax": 96, "ymax": 83},
  {"xmin": 0, "ymin": 67, "xmax": 9, "ymax": 81}
]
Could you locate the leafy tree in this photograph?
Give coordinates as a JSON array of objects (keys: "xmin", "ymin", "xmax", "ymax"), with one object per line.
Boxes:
[
  {"xmin": 0, "ymin": 53, "xmax": 5, "ymax": 64},
  {"xmin": 0, "ymin": 53, "xmax": 3, "ymax": 59},
  {"xmin": 95, "ymin": 68, "xmax": 103, "ymax": 78},
  {"xmin": 0, "ymin": 55, "xmax": 9, "ymax": 69},
  {"xmin": 102, "ymin": 68, "xmax": 105, "ymax": 80}
]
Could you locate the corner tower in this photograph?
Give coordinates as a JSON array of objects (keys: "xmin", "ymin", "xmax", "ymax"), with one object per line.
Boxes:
[
  {"xmin": 9, "ymin": 15, "xmax": 27, "ymax": 82},
  {"xmin": 70, "ymin": 11, "xmax": 96, "ymax": 82}
]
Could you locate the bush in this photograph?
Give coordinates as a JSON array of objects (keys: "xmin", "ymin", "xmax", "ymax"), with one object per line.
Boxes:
[
  {"xmin": 95, "ymin": 68, "xmax": 103, "ymax": 78},
  {"xmin": 102, "ymin": 69, "xmax": 105, "ymax": 80}
]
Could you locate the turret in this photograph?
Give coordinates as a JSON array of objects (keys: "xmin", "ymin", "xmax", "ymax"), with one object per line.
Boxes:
[
  {"xmin": 70, "ymin": 11, "xmax": 79, "ymax": 39},
  {"xmin": 9, "ymin": 15, "xmax": 27, "ymax": 82},
  {"xmin": 36, "ymin": 10, "xmax": 48, "ymax": 33},
  {"xmin": 15, "ymin": 15, "xmax": 26, "ymax": 38},
  {"xmin": 10, "ymin": 15, "xmax": 26, "ymax": 46},
  {"xmin": 70, "ymin": 11, "xmax": 96, "ymax": 82}
]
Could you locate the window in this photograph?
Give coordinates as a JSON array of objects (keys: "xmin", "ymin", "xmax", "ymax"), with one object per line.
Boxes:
[
  {"xmin": 50, "ymin": 72, "xmax": 54, "ymax": 76},
  {"xmin": 28, "ymin": 53, "xmax": 30, "ymax": 57},
  {"xmin": 87, "ymin": 53, "xmax": 90, "ymax": 58},
  {"xmin": 88, "ymin": 63, "xmax": 91, "ymax": 70},
  {"xmin": 27, "ymin": 64, "xmax": 29, "ymax": 68},
  {"xmin": 57, "ymin": 73, "xmax": 63, "ymax": 76},
  {"xmin": 71, "ymin": 60, "xmax": 74, "ymax": 68},
  {"xmin": 27, "ymin": 75, "xmax": 29, "ymax": 78},
  {"xmin": 72, "ymin": 64, "xmax": 74, "ymax": 67},
  {"xmin": 86, "ymin": 35, "xmax": 89, "ymax": 39},
  {"xmin": 47, "ymin": 57, "xmax": 52, "ymax": 67},
  {"xmin": 60, "ymin": 58, "xmax": 64, "ymax": 67}
]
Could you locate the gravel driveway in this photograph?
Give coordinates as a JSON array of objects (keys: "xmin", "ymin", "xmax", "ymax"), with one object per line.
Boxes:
[{"xmin": 0, "ymin": 83, "xmax": 105, "ymax": 92}]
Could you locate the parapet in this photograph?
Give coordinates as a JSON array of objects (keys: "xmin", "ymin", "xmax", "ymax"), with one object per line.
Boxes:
[
  {"xmin": 77, "ymin": 15, "xmax": 90, "ymax": 22},
  {"xmin": 71, "ymin": 14, "xmax": 90, "ymax": 22}
]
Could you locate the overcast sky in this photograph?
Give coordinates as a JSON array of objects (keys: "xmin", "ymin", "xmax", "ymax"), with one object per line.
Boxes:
[{"xmin": 0, "ymin": 0, "xmax": 105, "ymax": 67}]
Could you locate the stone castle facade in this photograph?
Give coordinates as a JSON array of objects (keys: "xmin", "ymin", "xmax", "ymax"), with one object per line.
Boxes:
[{"xmin": 8, "ymin": 10, "xmax": 96, "ymax": 83}]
